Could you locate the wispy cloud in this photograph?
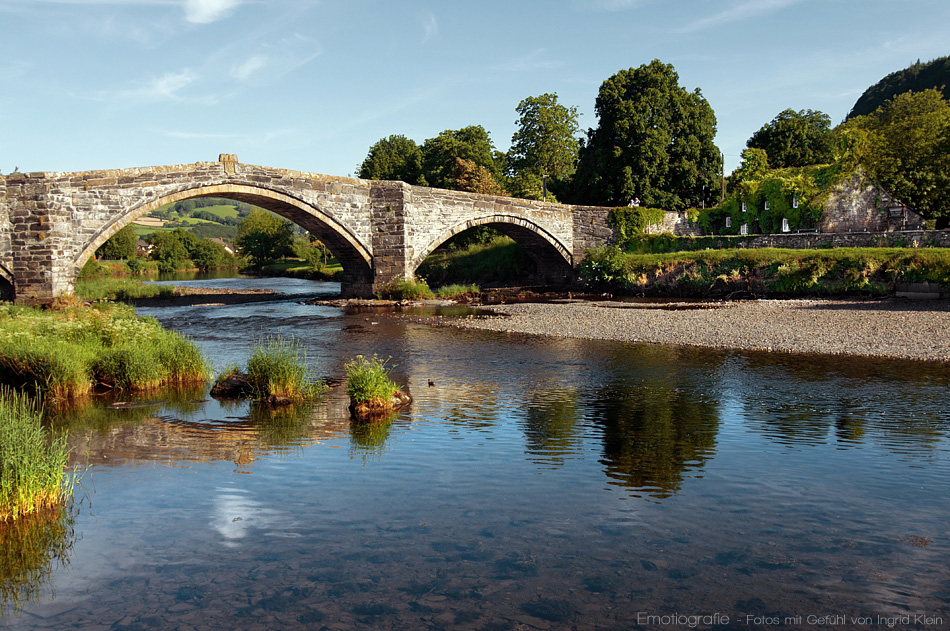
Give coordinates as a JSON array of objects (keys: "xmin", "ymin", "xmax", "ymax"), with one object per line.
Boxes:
[
  {"xmin": 227, "ymin": 35, "xmax": 323, "ymax": 83},
  {"xmin": 0, "ymin": 61, "xmax": 31, "ymax": 81},
  {"xmin": 161, "ymin": 128, "xmax": 296, "ymax": 145},
  {"xmin": 571, "ymin": 0, "xmax": 653, "ymax": 11},
  {"xmin": 675, "ymin": 0, "xmax": 801, "ymax": 33},
  {"xmin": 183, "ymin": 0, "xmax": 241, "ymax": 23},
  {"xmin": 231, "ymin": 55, "xmax": 268, "ymax": 81},
  {"xmin": 496, "ymin": 49, "xmax": 565, "ymax": 72},
  {"xmin": 421, "ymin": 11, "xmax": 438, "ymax": 44}
]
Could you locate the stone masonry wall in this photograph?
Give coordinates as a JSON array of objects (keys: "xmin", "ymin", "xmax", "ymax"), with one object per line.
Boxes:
[
  {"xmin": 0, "ymin": 174, "xmax": 11, "ymax": 280},
  {"xmin": 406, "ymin": 187, "xmax": 576, "ymax": 275},
  {"xmin": 821, "ymin": 174, "xmax": 925, "ymax": 233}
]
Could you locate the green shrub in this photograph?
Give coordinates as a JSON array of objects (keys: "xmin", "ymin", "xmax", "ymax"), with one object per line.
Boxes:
[
  {"xmin": 345, "ymin": 355, "xmax": 398, "ymax": 405},
  {"xmin": 376, "ymin": 277, "xmax": 434, "ymax": 300},
  {"xmin": 0, "ymin": 389, "xmax": 73, "ymax": 522},
  {"xmin": 416, "ymin": 235, "xmax": 535, "ymax": 286}
]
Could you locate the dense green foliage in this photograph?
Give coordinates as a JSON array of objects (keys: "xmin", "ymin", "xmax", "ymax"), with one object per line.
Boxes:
[
  {"xmin": 0, "ymin": 389, "xmax": 72, "ymax": 522},
  {"xmin": 416, "ymin": 235, "xmax": 535, "ymax": 287},
  {"xmin": 357, "ymin": 134, "xmax": 424, "ymax": 184},
  {"xmin": 848, "ymin": 56, "xmax": 950, "ymax": 120},
  {"xmin": 571, "ymin": 60, "xmax": 720, "ymax": 210},
  {"xmin": 747, "ymin": 109, "xmax": 835, "ymax": 168},
  {"xmin": 580, "ymin": 245, "xmax": 950, "ymax": 297},
  {"xmin": 146, "ymin": 228, "xmax": 235, "ymax": 272},
  {"xmin": 95, "ymin": 225, "xmax": 138, "ymax": 260},
  {"xmin": 842, "ymin": 89, "xmax": 950, "ymax": 222},
  {"xmin": 245, "ymin": 336, "xmax": 323, "ymax": 401},
  {"xmin": 235, "ymin": 209, "xmax": 296, "ymax": 268},
  {"xmin": 420, "ymin": 125, "xmax": 504, "ymax": 190},
  {"xmin": 608, "ymin": 206, "xmax": 667, "ymax": 243},
  {"xmin": 344, "ymin": 355, "xmax": 398, "ymax": 405},
  {"xmin": 506, "ymin": 93, "xmax": 580, "ymax": 201},
  {"xmin": 436, "ymin": 283, "xmax": 480, "ymax": 299},
  {"xmin": 0, "ymin": 303, "xmax": 208, "ymax": 398},
  {"xmin": 76, "ymin": 275, "xmax": 175, "ymax": 302}
]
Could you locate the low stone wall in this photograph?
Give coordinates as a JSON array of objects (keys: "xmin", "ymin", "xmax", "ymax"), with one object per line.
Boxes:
[{"xmin": 708, "ymin": 230, "xmax": 950, "ymax": 250}]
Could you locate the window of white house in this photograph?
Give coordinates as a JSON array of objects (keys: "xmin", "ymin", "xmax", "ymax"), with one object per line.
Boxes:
[
  {"xmin": 764, "ymin": 200, "xmax": 770, "ymax": 211},
  {"xmin": 740, "ymin": 223, "xmax": 748, "ymax": 235},
  {"xmin": 782, "ymin": 217, "xmax": 790, "ymax": 233},
  {"xmin": 725, "ymin": 216, "xmax": 732, "ymax": 228},
  {"xmin": 741, "ymin": 202, "xmax": 747, "ymax": 213},
  {"xmin": 792, "ymin": 195, "xmax": 799, "ymax": 209}
]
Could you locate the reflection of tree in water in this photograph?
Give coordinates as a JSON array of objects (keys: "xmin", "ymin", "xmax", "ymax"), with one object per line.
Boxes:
[
  {"xmin": 0, "ymin": 504, "xmax": 75, "ymax": 615},
  {"xmin": 590, "ymin": 384, "xmax": 720, "ymax": 499},
  {"xmin": 736, "ymin": 355, "xmax": 949, "ymax": 453},
  {"xmin": 521, "ymin": 388, "xmax": 582, "ymax": 467}
]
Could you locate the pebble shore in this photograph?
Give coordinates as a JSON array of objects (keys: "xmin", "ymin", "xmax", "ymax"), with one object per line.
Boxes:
[{"xmin": 449, "ymin": 298, "xmax": 950, "ymax": 362}]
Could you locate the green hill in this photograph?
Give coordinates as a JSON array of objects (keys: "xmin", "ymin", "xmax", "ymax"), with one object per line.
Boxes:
[{"xmin": 847, "ymin": 55, "xmax": 950, "ymax": 119}]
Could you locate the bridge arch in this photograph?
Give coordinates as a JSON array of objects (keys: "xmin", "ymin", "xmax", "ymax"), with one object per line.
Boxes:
[
  {"xmin": 75, "ymin": 183, "xmax": 374, "ymax": 290},
  {"xmin": 409, "ymin": 214, "xmax": 574, "ymax": 282}
]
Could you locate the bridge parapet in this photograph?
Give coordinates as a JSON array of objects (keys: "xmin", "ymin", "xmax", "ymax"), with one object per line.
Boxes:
[{"xmin": 4, "ymin": 158, "xmax": 617, "ymax": 304}]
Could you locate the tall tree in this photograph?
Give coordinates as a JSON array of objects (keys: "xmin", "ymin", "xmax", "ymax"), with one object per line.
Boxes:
[
  {"xmin": 357, "ymin": 134, "xmax": 424, "ymax": 184},
  {"xmin": 746, "ymin": 108, "xmax": 834, "ymax": 168},
  {"xmin": 235, "ymin": 209, "xmax": 295, "ymax": 268},
  {"xmin": 96, "ymin": 224, "xmax": 138, "ymax": 260},
  {"xmin": 420, "ymin": 125, "xmax": 503, "ymax": 190},
  {"xmin": 844, "ymin": 89, "xmax": 950, "ymax": 223},
  {"xmin": 571, "ymin": 60, "xmax": 720, "ymax": 210},
  {"xmin": 847, "ymin": 56, "xmax": 950, "ymax": 120},
  {"xmin": 507, "ymin": 93, "xmax": 580, "ymax": 200}
]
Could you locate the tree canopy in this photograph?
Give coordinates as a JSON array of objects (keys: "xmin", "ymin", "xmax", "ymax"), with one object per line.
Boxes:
[
  {"xmin": 746, "ymin": 108, "xmax": 834, "ymax": 168},
  {"xmin": 235, "ymin": 209, "xmax": 296, "ymax": 268},
  {"xmin": 570, "ymin": 60, "xmax": 720, "ymax": 210},
  {"xmin": 506, "ymin": 93, "xmax": 580, "ymax": 200},
  {"xmin": 357, "ymin": 134, "xmax": 424, "ymax": 184},
  {"xmin": 844, "ymin": 89, "xmax": 950, "ymax": 222},
  {"xmin": 420, "ymin": 125, "xmax": 503, "ymax": 190},
  {"xmin": 96, "ymin": 224, "xmax": 138, "ymax": 260},
  {"xmin": 847, "ymin": 56, "xmax": 950, "ymax": 120}
]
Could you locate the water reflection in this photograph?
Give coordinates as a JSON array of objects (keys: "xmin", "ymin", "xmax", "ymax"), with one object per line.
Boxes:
[
  {"xmin": 0, "ymin": 505, "xmax": 75, "ymax": 615},
  {"xmin": 521, "ymin": 388, "xmax": 583, "ymax": 467}
]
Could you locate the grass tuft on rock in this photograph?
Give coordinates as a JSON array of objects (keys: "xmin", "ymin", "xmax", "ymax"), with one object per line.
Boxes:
[
  {"xmin": 376, "ymin": 277, "xmax": 434, "ymax": 300},
  {"xmin": 0, "ymin": 389, "xmax": 73, "ymax": 523},
  {"xmin": 245, "ymin": 335, "xmax": 324, "ymax": 401}
]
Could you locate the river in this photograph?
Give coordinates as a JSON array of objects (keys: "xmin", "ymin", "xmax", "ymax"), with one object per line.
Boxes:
[{"xmin": 4, "ymin": 275, "xmax": 949, "ymax": 630}]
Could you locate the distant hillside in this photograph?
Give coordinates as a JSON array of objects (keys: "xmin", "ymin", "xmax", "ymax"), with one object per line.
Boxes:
[{"xmin": 847, "ymin": 56, "xmax": 950, "ymax": 119}]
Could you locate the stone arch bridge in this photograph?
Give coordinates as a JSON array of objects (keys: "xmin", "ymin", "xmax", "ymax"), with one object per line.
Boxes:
[{"xmin": 0, "ymin": 155, "xmax": 615, "ymax": 304}]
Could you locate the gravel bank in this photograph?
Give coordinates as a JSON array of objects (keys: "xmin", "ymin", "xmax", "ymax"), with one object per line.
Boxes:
[{"xmin": 448, "ymin": 298, "xmax": 950, "ymax": 362}]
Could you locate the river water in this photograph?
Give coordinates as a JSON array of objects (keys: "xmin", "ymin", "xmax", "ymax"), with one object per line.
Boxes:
[{"xmin": 5, "ymin": 276, "xmax": 950, "ymax": 630}]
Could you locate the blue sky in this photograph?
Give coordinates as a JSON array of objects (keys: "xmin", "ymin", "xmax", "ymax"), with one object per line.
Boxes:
[{"xmin": 1, "ymin": 0, "xmax": 947, "ymax": 179}]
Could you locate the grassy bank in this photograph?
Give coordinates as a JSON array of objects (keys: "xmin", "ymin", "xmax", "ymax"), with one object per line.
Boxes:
[
  {"xmin": 0, "ymin": 303, "xmax": 209, "ymax": 399},
  {"xmin": 579, "ymin": 246, "xmax": 950, "ymax": 297}
]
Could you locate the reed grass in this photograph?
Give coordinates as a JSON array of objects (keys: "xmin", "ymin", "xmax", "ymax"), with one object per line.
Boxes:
[
  {"xmin": 0, "ymin": 303, "xmax": 209, "ymax": 398},
  {"xmin": 436, "ymin": 283, "xmax": 480, "ymax": 298},
  {"xmin": 0, "ymin": 389, "xmax": 73, "ymax": 523},
  {"xmin": 245, "ymin": 335, "xmax": 323, "ymax": 400},
  {"xmin": 376, "ymin": 277, "xmax": 434, "ymax": 300}
]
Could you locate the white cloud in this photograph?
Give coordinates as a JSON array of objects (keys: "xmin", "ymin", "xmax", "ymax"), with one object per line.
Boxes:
[
  {"xmin": 118, "ymin": 69, "xmax": 197, "ymax": 101},
  {"xmin": 231, "ymin": 54, "xmax": 268, "ymax": 81},
  {"xmin": 183, "ymin": 0, "xmax": 241, "ymax": 23},
  {"xmin": 421, "ymin": 11, "xmax": 438, "ymax": 43},
  {"xmin": 676, "ymin": 0, "xmax": 801, "ymax": 33},
  {"xmin": 571, "ymin": 0, "xmax": 653, "ymax": 11}
]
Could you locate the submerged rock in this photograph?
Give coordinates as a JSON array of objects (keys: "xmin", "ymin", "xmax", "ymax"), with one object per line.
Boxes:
[
  {"xmin": 210, "ymin": 373, "xmax": 253, "ymax": 398},
  {"xmin": 349, "ymin": 389, "xmax": 412, "ymax": 422}
]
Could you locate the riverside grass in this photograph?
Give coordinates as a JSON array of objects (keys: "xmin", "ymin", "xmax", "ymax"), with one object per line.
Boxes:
[
  {"xmin": 0, "ymin": 303, "xmax": 208, "ymax": 398},
  {"xmin": 579, "ymin": 246, "xmax": 950, "ymax": 297},
  {"xmin": 0, "ymin": 389, "xmax": 72, "ymax": 522}
]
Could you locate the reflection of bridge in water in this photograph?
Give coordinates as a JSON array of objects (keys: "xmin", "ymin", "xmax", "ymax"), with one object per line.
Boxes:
[{"xmin": 0, "ymin": 155, "xmax": 616, "ymax": 303}]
